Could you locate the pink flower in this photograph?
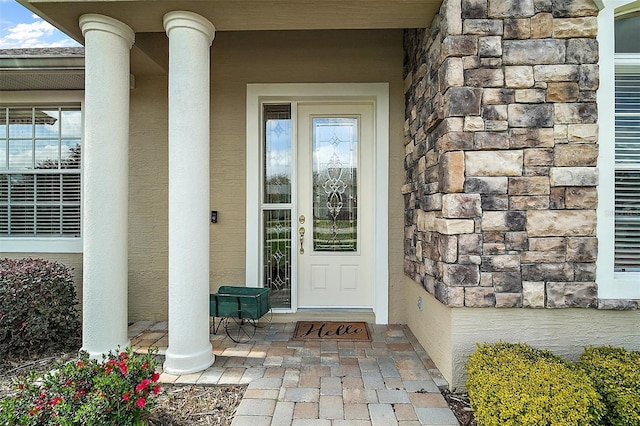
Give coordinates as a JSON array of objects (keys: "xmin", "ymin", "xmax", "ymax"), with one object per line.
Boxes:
[
  {"xmin": 123, "ymin": 392, "xmax": 130, "ymax": 401},
  {"xmin": 51, "ymin": 396, "xmax": 62, "ymax": 406},
  {"xmin": 119, "ymin": 351, "xmax": 128, "ymax": 360},
  {"xmin": 141, "ymin": 362, "xmax": 148, "ymax": 370},
  {"xmin": 136, "ymin": 397, "xmax": 146, "ymax": 408},
  {"xmin": 153, "ymin": 385, "xmax": 161, "ymax": 395},
  {"xmin": 76, "ymin": 361, "xmax": 83, "ymax": 368},
  {"xmin": 151, "ymin": 372, "xmax": 160, "ymax": 382},
  {"xmin": 118, "ymin": 361, "xmax": 127, "ymax": 375}
]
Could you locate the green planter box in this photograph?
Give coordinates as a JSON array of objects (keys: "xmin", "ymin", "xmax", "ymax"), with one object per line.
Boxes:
[{"xmin": 210, "ymin": 286, "xmax": 271, "ymax": 320}]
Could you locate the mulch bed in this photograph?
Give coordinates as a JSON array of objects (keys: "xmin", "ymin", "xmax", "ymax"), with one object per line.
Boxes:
[
  {"xmin": 441, "ymin": 389, "xmax": 477, "ymax": 426},
  {"xmin": 147, "ymin": 385, "xmax": 245, "ymax": 425}
]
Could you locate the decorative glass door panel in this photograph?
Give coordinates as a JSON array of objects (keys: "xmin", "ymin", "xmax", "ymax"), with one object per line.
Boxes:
[
  {"xmin": 297, "ymin": 103, "xmax": 373, "ymax": 308},
  {"xmin": 264, "ymin": 104, "xmax": 292, "ymax": 204},
  {"xmin": 312, "ymin": 118, "xmax": 358, "ymax": 252},
  {"xmin": 263, "ymin": 209, "xmax": 292, "ymax": 309}
]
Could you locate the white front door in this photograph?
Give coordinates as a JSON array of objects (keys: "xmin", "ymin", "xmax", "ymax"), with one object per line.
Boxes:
[
  {"xmin": 296, "ymin": 103, "xmax": 374, "ymax": 308},
  {"xmin": 247, "ymin": 83, "xmax": 389, "ymax": 321}
]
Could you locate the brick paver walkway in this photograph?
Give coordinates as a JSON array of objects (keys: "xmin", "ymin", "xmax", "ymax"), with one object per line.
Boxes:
[{"xmin": 129, "ymin": 321, "xmax": 460, "ymax": 425}]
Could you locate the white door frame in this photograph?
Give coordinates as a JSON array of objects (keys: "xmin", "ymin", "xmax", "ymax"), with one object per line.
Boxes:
[{"xmin": 245, "ymin": 83, "xmax": 389, "ymax": 324}]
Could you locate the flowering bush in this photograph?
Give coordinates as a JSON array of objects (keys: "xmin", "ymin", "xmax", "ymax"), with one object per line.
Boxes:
[
  {"xmin": 0, "ymin": 347, "xmax": 161, "ymax": 425},
  {"xmin": 0, "ymin": 258, "xmax": 80, "ymax": 356}
]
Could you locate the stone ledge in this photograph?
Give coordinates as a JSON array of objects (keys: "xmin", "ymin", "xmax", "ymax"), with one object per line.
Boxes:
[{"xmin": 598, "ymin": 300, "xmax": 639, "ymax": 310}]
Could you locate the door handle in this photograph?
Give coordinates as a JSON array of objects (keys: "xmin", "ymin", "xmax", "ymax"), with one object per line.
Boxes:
[{"xmin": 299, "ymin": 226, "xmax": 305, "ymax": 254}]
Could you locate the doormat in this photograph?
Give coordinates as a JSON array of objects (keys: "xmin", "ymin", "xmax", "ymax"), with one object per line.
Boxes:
[{"xmin": 293, "ymin": 321, "xmax": 371, "ymax": 341}]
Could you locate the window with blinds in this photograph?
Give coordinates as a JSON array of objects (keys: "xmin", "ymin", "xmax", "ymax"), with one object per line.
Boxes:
[
  {"xmin": 0, "ymin": 106, "xmax": 81, "ymax": 237},
  {"xmin": 614, "ymin": 74, "xmax": 640, "ymax": 271}
]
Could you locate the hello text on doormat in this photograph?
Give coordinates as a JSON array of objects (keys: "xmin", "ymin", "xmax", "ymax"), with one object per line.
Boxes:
[{"xmin": 293, "ymin": 321, "xmax": 371, "ymax": 341}]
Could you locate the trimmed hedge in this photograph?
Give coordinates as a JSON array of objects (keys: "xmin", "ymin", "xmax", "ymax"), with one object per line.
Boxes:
[
  {"xmin": 0, "ymin": 258, "xmax": 80, "ymax": 356},
  {"xmin": 466, "ymin": 342, "xmax": 605, "ymax": 426},
  {"xmin": 579, "ymin": 346, "xmax": 640, "ymax": 426}
]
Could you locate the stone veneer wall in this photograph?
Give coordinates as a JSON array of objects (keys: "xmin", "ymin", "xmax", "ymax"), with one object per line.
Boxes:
[{"xmin": 403, "ymin": 0, "xmax": 637, "ymax": 309}]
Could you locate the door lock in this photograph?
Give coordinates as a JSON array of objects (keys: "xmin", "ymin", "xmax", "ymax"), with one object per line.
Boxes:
[{"xmin": 299, "ymin": 215, "xmax": 305, "ymax": 224}]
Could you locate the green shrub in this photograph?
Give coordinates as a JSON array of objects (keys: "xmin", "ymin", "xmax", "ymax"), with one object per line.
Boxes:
[
  {"xmin": 579, "ymin": 346, "xmax": 640, "ymax": 426},
  {"xmin": 466, "ymin": 342, "xmax": 604, "ymax": 426},
  {"xmin": 0, "ymin": 347, "xmax": 161, "ymax": 425},
  {"xmin": 0, "ymin": 258, "xmax": 80, "ymax": 356}
]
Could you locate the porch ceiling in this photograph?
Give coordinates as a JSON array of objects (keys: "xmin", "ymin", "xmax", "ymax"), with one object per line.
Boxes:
[
  {"xmin": 19, "ymin": 0, "xmax": 441, "ymax": 42},
  {"xmin": 20, "ymin": 0, "xmax": 440, "ymax": 76}
]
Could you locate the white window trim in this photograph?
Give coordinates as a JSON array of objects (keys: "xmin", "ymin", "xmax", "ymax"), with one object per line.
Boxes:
[
  {"xmin": 246, "ymin": 83, "xmax": 390, "ymax": 324},
  {"xmin": 597, "ymin": 0, "xmax": 640, "ymax": 299},
  {"xmin": 0, "ymin": 90, "xmax": 84, "ymax": 254}
]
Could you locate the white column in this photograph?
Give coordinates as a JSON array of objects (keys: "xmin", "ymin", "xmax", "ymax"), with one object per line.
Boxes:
[
  {"xmin": 79, "ymin": 14, "xmax": 134, "ymax": 358},
  {"xmin": 163, "ymin": 11, "xmax": 216, "ymax": 374}
]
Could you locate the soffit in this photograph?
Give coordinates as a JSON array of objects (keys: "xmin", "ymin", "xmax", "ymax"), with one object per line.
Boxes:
[
  {"xmin": 0, "ymin": 72, "xmax": 84, "ymax": 91},
  {"xmin": 0, "ymin": 50, "xmax": 85, "ymax": 90}
]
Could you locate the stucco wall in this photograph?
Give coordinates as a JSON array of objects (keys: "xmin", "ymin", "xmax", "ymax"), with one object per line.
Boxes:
[
  {"xmin": 127, "ymin": 29, "xmax": 406, "ymax": 321},
  {"xmin": 129, "ymin": 75, "xmax": 169, "ymax": 321},
  {"xmin": 450, "ymin": 306, "xmax": 640, "ymax": 389},
  {"xmin": 404, "ymin": 277, "xmax": 640, "ymax": 390},
  {"xmin": 403, "ymin": 276, "xmax": 453, "ymax": 383}
]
